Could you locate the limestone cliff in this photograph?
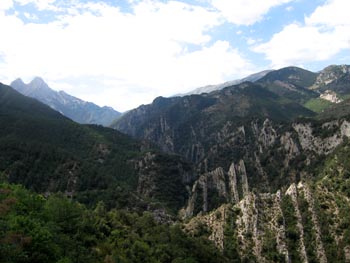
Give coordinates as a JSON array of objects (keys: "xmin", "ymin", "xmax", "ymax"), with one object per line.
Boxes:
[{"xmin": 186, "ymin": 173, "xmax": 350, "ymax": 262}]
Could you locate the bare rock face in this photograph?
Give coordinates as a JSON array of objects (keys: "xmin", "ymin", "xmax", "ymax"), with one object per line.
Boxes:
[
  {"xmin": 181, "ymin": 167, "xmax": 228, "ymax": 217},
  {"xmin": 280, "ymin": 132, "xmax": 300, "ymax": 167},
  {"xmin": 144, "ymin": 115, "xmax": 175, "ymax": 153},
  {"xmin": 236, "ymin": 192, "xmax": 260, "ymax": 259},
  {"xmin": 312, "ymin": 65, "xmax": 350, "ymax": 91},
  {"xmin": 238, "ymin": 160, "xmax": 249, "ymax": 197},
  {"xmin": 293, "ymin": 120, "xmax": 350, "ymax": 155},
  {"xmin": 320, "ymin": 90, "xmax": 343, "ymax": 103},
  {"xmin": 258, "ymin": 119, "xmax": 277, "ymax": 149},
  {"xmin": 181, "ymin": 116, "xmax": 350, "ymax": 222},
  {"xmin": 228, "ymin": 163, "xmax": 239, "ymax": 204},
  {"xmin": 182, "ymin": 160, "xmax": 250, "ymax": 218}
]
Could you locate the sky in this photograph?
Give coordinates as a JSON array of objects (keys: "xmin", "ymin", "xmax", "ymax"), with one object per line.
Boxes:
[{"xmin": 0, "ymin": 0, "xmax": 349, "ymax": 112}]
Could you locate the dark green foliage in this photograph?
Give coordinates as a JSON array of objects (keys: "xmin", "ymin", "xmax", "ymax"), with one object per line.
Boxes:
[
  {"xmin": 318, "ymin": 98, "xmax": 350, "ymax": 120},
  {"xmin": 193, "ymin": 187, "xmax": 204, "ymax": 216},
  {"xmin": 207, "ymin": 188, "xmax": 226, "ymax": 212},
  {"xmin": 0, "ymin": 83, "xmax": 139, "ymax": 191},
  {"xmin": 261, "ymin": 230, "xmax": 285, "ymax": 262},
  {"xmin": 313, "ymin": 198, "xmax": 340, "ymax": 262},
  {"xmin": 0, "ymin": 184, "xmax": 97, "ymax": 263},
  {"xmin": 281, "ymin": 195, "xmax": 302, "ymax": 263},
  {"xmin": 308, "ymin": 119, "xmax": 339, "ymax": 139},
  {"xmin": 0, "ymin": 183, "xmax": 228, "ymax": 263},
  {"xmin": 312, "ymin": 142, "xmax": 350, "ymax": 261},
  {"xmin": 137, "ymin": 153, "xmax": 194, "ymax": 213},
  {"xmin": 223, "ymin": 207, "xmax": 241, "ymax": 262}
]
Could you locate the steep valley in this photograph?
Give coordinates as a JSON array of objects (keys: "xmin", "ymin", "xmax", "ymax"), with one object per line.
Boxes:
[{"xmin": 2, "ymin": 64, "xmax": 350, "ymax": 262}]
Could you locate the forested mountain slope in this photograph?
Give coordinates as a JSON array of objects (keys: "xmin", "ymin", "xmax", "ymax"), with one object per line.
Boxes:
[{"xmin": 0, "ymin": 83, "xmax": 194, "ymax": 212}]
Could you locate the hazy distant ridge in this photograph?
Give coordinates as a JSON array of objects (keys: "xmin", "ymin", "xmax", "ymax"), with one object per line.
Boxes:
[{"xmin": 11, "ymin": 77, "xmax": 121, "ymax": 126}]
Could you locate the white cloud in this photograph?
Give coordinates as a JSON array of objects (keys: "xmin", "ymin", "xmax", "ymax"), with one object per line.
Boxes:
[
  {"xmin": 24, "ymin": 12, "xmax": 38, "ymax": 19},
  {"xmin": 285, "ymin": 5, "xmax": 294, "ymax": 12},
  {"xmin": 210, "ymin": 0, "xmax": 294, "ymax": 25},
  {"xmin": 0, "ymin": 0, "xmax": 13, "ymax": 11},
  {"xmin": 0, "ymin": 0, "xmax": 253, "ymax": 111},
  {"xmin": 253, "ymin": 0, "xmax": 350, "ymax": 68},
  {"xmin": 15, "ymin": 0, "xmax": 58, "ymax": 11},
  {"xmin": 306, "ymin": 0, "xmax": 350, "ymax": 28},
  {"xmin": 246, "ymin": 38, "xmax": 257, "ymax": 45}
]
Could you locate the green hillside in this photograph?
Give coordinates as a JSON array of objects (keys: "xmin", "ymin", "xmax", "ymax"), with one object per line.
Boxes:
[
  {"xmin": 0, "ymin": 183, "xmax": 227, "ymax": 263},
  {"xmin": 304, "ymin": 97, "xmax": 333, "ymax": 113},
  {"xmin": 0, "ymin": 83, "xmax": 193, "ymax": 212}
]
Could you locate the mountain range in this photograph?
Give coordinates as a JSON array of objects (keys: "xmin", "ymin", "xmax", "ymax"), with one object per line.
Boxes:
[
  {"xmin": 1, "ymin": 64, "xmax": 350, "ymax": 262},
  {"xmin": 112, "ymin": 64, "xmax": 350, "ymax": 262},
  {"xmin": 10, "ymin": 77, "xmax": 121, "ymax": 126},
  {"xmin": 177, "ymin": 69, "xmax": 273, "ymax": 96}
]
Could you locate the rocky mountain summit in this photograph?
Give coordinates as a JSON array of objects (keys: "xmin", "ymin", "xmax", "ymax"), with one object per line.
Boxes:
[
  {"xmin": 312, "ymin": 65, "xmax": 350, "ymax": 94},
  {"xmin": 10, "ymin": 77, "xmax": 121, "ymax": 126}
]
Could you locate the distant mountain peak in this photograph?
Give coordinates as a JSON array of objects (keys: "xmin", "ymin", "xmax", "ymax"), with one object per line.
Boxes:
[
  {"xmin": 10, "ymin": 76, "xmax": 121, "ymax": 126},
  {"xmin": 31, "ymin": 76, "xmax": 46, "ymax": 83},
  {"xmin": 178, "ymin": 69, "xmax": 273, "ymax": 96},
  {"xmin": 12, "ymin": 78, "xmax": 25, "ymax": 85},
  {"xmin": 29, "ymin": 77, "xmax": 50, "ymax": 90}
]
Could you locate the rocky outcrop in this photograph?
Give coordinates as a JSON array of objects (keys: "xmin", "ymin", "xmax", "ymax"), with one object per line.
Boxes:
[
  {"xmin": 184, "ymin": 204, "xmax": 230, "ymax": 249},
  {"xmin": 312, "ymin": 65, "xmax": 350, "ymax": 92},
  {"xmin": 280, "ymin": 132, "xmax": 300, "ymax": 167},
  {"xmin": 285, "ymin": 183, "xmax": 309, "ymax": 263},
  {"xmin": 273, "ymin": 191, "xmax": 290, "ymax": 262},
  {"xmin": 238, "ymin": 160, "xmax": 249, "ymax": 197},
  {"xmin": 144, "ymin": 116, "xmax": 175, "ymax": 152},
  {"xmin": 182, "ymin": 160, "xmax": 250, "ymax": 218},
  {"xmin": 182, "ymin": 117, "xmax": 350, "ymax": 220},
  {"xmin": 320, "ymin": 90, "xmax": 343, "ymax": 103},
  {"xmin": 181, "ymin": 167, "xmax": 227, "ymax": 217},
  {"xmin": 236, "ymin": 192, "xmax": 260, "ymax": 260},
  {"xmin": 258, "ymin": 119, "xmax": 277, "ymax": 149},
  {"xmin": 228, "ymin": 163, "xmax": 239, "ymax": 203},
  {"xmin": 185, "ymin": 172, "xmax": 350, "ymax": 262},
  {"xmin": 293, "ymin": 120, "xmax": 350, "ymax": 155},
  {"xmin": 299, "ymin": 183, "xmax": 327, "ymax": 263}
]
